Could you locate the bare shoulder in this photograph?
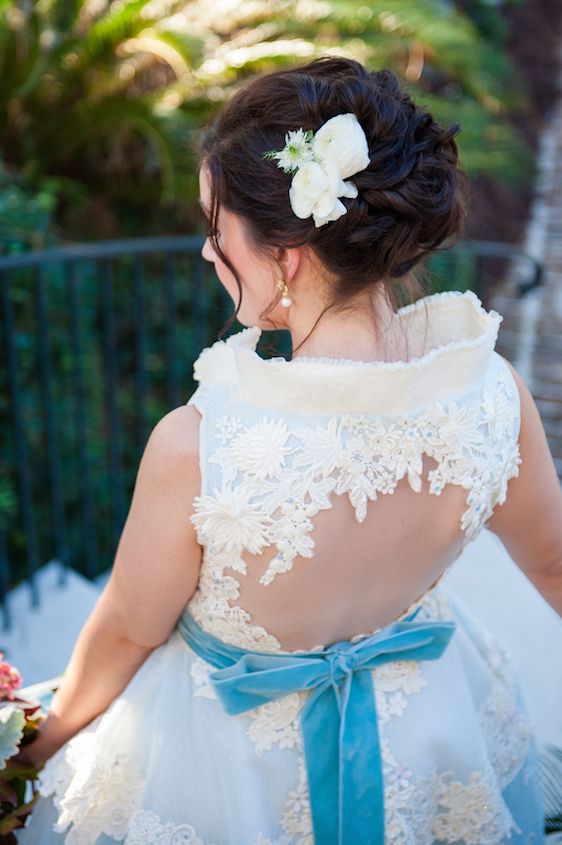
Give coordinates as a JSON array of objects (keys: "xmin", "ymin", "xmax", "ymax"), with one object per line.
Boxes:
[
  {"xmin": 127, "ymin": 403, "xmax": 203, "ymax": 512},
  {"xmin": 138, "ymin": 404, "xmax": 202, "ymax": 483},
  {"xmin": 146, "ymin": 404, "xmax": 202, "ymax": 458},
  {"xmin": 104, "ymin": 403, "xmax": 204, "ymax": 648},
  {"xmin": 126, "ymin": 402, "xmax": 204, "ymax": 529}
]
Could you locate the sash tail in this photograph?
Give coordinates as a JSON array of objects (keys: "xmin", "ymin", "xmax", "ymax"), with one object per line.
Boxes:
[{"xmin": 176, "ymin": 609, "xmax": 456, "ymax": 845}]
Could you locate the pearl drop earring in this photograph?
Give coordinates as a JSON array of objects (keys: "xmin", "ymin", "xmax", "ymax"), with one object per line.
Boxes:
[{"xmin": 276, "ymin": 278, "xmax": 292, "ymax": 308}]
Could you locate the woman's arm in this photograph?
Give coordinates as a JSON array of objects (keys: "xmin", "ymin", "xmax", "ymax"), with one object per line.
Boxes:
[
  {"xmin": 487, "ymin": 358, "xmax": 562, "ymax": 616},
  {"xmin": 22, "ymin": 405, "xmax": 203, "ymax": 765}
]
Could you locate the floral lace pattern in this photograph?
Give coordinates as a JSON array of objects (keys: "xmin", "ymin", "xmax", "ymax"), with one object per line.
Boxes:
[
  {"xmin": 182, "ymin": 588, "xmax": 531, "ymax": 845},
  {"xmin": 274, "ymin": 734, "xmax": 523, "ymax": 845},
  {"xmin": 35, "ymin": 608, "xmax": 534, "ymax": 845},
  {"xmin": 245, "ymin": 693, "xmax": 305, "ymax": 754},
  {"xmin": 38, "ymin": 730, "xmax": 144, "ymax": 845},
  {"xmin": 372, "ymin": 740, "xmax": 520, "ymax": 845},
  {"xmin": 373, "ymin": 660, "xmax": 427, "ymax": 725},
  {"xmin": 125, "ymin": 810, "xmax": 211, "ymax": 845},
  {"xmin": 192, "ymin": 366, "xmax": 520, "ymax": 576},
  {"xmin": 429, "ymin": 768, "xmax": 519, "ymax": 845},
  {"xmin": 280, "ymin": 756, "xmax": 313, "ymax": 844},
  {"xmin": 190, "ymin": 654, "xmax": 219, "ymax": 700},
  {"xmin": 478, "ymin": 633, "xmax": 533, "ymax": 788},
  {"xmin": 185, "ymin": 592, "xmax": 449, "ymax": 759}
]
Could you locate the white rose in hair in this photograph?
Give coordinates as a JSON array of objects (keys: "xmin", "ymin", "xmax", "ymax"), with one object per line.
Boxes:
[
  {"xmin": 290, "ymin": 158, "xmax": 360, "ymax": 227},
  {"xmin": 273, "ymin": 111, "xmax": 370, "ymax": 227},
  {"xmin": 289, "ymin": 161, "xmax": 330, "ymax": 218},
  {"xmin": 312, "ymin": 113, "xmax": 370, "ymax": 179}
]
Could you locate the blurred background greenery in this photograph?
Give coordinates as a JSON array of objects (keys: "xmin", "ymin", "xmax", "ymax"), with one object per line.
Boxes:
[
  {"xmin": 1, "ymin": 0, "xmax": 561, "ymax": 589},
  {"xmin": 0, "ymin": 0, "xmax": 560, "ymax": 251}
]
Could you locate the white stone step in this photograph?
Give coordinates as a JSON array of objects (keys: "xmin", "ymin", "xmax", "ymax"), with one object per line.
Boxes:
[{"xmin": 0, "ymin": 560, "xmax": 102, "ymax": 686}]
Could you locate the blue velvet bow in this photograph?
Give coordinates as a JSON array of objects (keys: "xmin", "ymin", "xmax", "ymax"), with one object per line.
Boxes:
[{"xmin": 177, "ymin": 609, "xmax": 455, "ymax": 845}]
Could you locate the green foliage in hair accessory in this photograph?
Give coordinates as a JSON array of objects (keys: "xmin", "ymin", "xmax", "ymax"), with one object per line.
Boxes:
[{"xmin": 262, "ymin": 128, "xmax": 316, "ymax": 174}]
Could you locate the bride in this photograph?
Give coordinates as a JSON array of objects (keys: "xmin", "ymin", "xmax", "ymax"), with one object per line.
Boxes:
[{"xmin": 15, "ymin": 56, "xmax": 561, "ymax": 844}]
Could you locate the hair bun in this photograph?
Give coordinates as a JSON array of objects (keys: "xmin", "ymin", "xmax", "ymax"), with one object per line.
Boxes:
[{"xmin": 200, "ymin": 55, "xmax": 466, "ymax": 319}]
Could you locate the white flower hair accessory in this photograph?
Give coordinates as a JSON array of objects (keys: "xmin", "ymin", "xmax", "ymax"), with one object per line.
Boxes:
[{"xmin": 263, "ymin": 113, "xmax": 370, "ymax": 228}]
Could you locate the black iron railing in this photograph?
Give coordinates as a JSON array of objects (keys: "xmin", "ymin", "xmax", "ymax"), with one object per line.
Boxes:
[
  {"xmin": 0, "ymin": 237, "xmax": 542, "ymax": 631},
  {"xmin": 426, "ymin": 239, "xmax": 542, "ymax": 300},
  {"xmin": 0, "ymin": 236, "xmax": 237, "ymax": 629}
]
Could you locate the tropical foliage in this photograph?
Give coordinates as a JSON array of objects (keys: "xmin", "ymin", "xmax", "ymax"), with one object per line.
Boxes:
[
  {"xmin": 0, "ymin": 157, "xmax": 58, "ymax": 253},
  {"xmin": 0, "ymin": 0, "xmax": 530, "ymax": 242}
]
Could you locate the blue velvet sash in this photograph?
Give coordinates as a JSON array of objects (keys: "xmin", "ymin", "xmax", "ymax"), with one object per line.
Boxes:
[{"xmin": 176, "ymin": 608, "xmax": 455, "ymax": 845}]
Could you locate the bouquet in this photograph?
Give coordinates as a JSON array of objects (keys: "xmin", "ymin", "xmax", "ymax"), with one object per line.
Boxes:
[{"xmin": 0, "ymin": 652, "xmax": 47, "ymax": 842}]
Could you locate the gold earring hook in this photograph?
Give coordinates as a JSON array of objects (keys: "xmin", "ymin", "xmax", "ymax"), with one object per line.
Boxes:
[{"xmin": 275, "ymin": 278, "xmax": 292, "ymax": 308}]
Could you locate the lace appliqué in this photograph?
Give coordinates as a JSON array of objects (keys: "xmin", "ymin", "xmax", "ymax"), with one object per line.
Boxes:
[
  {"xmin": 245, "ymin": 692, "xmax": 305, "ymax": 754},
  {"xmin": 190, "ymin": 364, "xmax": 520, "ymax": 595},
  {"xmin": 478, "ymin": 631, "xmax": 533, "ymax": 788},
  {"xmin": 38, "ymin": 729, "xmax": 144, "ymax": 845},
  {"xmin": 377, "ymin": 618, "xmax": 533, "ymax": 845},
  {"xmin": 381, "ymin": 741, "xmax": 519, "ymax": 845},
  {"xmin": 125, "ymin": 809, "xmax": 212, "ymax": 845},
  {"xmin": 185, "ymin": 639, "xmax": 305, "ymax": 755},
  {"xmin": 190, "ymin": 655, "xmax": 219, "ymax": 700},
  {"xmin": 189, "ymin": 643, "xmax": 305, "ymax": 755},
  {"xmin": 187, "ymin": 593, "xmax": 446, "ymax": 756},
  {"xmin": 372, "ymin": 591, "xmax": 453, "ymax": 725},
  {"xmin": 187, "ymin": 312, "xmax": 519, "ymax": 653},
  {"xmin": 374, "ymin": 660, "xmax": 427, "ymax": 724},
  {"xmin": 429, "ymin": 768, "xmax": 519, "ymax": 844},
  {"xmin": 280, "ymin": 756, "xmax": 313, "ymax": 845},
  {"xmin": 187, "ymin": 553, "xmax": 282, "ymax": 650}
]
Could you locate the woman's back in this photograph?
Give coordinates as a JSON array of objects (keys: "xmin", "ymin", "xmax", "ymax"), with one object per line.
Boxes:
[{"xmin": 185, "ymin": 290, "xmax": 520, "ymax": 652}]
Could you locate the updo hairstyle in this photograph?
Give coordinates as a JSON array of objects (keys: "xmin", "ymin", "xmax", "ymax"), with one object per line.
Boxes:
[{"xmin": 198, "ymin": 56, "xmax": 466, "ymax": 342}]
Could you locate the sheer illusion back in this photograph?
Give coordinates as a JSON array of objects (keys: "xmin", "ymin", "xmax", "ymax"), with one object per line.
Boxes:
[{"xmin": 184, "ymin": 290, "xmax": 521, "ymax": 653}]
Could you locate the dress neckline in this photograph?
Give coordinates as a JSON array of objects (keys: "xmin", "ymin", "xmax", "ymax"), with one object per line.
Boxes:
[{"xmin": 192, "ymin": 290, "xmax": 502, "ymax": 415}]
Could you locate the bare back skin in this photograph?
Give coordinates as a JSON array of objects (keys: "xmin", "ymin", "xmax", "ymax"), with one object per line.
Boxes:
[{"xmin": 231, "ymin": 462, "xmax": 467, "ymax": 650}]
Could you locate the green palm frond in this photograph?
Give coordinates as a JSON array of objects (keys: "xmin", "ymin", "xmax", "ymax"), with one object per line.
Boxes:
[
  {"xmin": 69, "ymin": 0, "xmax": 154, "ymax": 67},
  {"xmin": 0, "ymin": 0, "xmax": 532, "ymax": 240}
]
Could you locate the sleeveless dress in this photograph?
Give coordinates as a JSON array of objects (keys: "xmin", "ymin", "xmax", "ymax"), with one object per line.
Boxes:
[{"xmin": 17, "ymin": 290, "xmax": 546, "ymax": 845}]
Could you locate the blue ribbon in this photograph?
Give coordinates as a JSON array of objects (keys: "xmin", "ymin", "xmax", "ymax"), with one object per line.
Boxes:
[{"xmin": 177, "ymin": 609, "xmax": 455, "ymax": 845}]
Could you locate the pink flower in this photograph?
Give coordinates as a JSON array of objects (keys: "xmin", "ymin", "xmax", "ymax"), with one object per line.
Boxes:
[{"xmin": 0, "ymin": 652, "xmax": 22, "ymax": 700}]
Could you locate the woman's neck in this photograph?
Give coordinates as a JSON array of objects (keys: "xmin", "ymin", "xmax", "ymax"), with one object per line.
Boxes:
[{"xmin": 288, "ymin": 286, "xmax": 400, "ymax": 363}]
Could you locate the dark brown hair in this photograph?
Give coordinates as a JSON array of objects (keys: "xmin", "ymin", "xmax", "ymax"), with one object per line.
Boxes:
[{"xmin": 197, "ymin": 56, "xmax": 466, "ymax": 350}]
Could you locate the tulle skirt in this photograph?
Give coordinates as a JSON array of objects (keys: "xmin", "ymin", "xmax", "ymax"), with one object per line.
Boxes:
[{"xmin": 16, "ymin": 586, "xmax": 545, "ymax": 845}]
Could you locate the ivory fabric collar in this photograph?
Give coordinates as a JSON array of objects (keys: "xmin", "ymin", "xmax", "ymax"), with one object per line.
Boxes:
[{"xmin": 192, "ymin": 290, "xmax": 502, "ymax": 415}]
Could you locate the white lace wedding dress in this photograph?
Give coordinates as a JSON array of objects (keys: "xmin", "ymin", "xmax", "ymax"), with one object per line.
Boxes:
[{"xmin": 17, "ymin": 290, "xmax": 545, "ymax": 844}]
